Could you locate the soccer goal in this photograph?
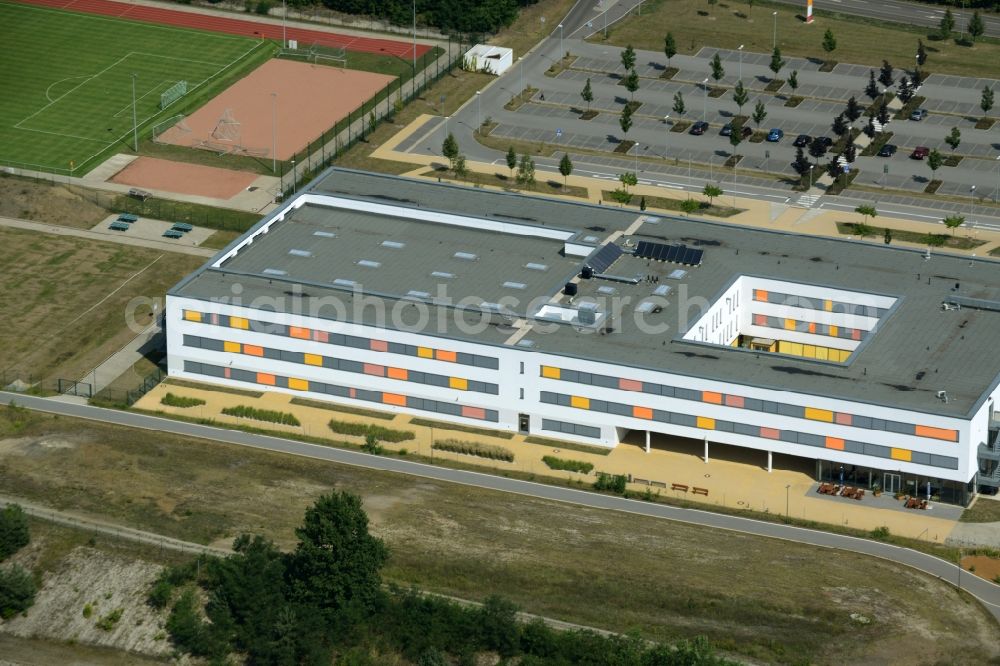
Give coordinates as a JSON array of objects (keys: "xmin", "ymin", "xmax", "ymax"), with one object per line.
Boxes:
[{"xmin": 159, "ymin": 80, "xmax": 189, "ymax": 110}]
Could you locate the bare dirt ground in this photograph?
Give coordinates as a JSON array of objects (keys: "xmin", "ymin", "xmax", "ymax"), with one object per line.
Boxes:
[
  {"xmin": 109, "ymin": 156, "xmax": 259, "ymax": 200},
  {"xmin": 1, "ymin": 409, "xmax": 997, "ymax": 664},
  {"xmin": 0, "ymin": 175, "xmax": 107, "ymax": 229}
]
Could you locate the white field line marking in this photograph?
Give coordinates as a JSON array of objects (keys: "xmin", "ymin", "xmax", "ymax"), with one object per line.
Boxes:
[{"xmin": 45, "ymin": 74, "xmax": 92, "ymax": 103}]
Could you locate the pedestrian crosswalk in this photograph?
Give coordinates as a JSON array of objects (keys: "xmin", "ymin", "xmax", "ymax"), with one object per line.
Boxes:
[{"xmin": 795, "ymin": 192, "xmax": 822, "ymax": 208}]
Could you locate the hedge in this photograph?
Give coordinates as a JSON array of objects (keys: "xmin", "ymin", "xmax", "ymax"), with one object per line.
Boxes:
[
  {"xmin": 161, "ymin": 393, "xmax": 206, "ymax": 408},
  {"xmin": 432, "ymin": 439, "xmax": 514, "ymax": 462},
  {"xmin": 221, "ymin": 405, "xmax": 300, "ymax": 426},
  {"xmin": 541, "ymin": 456, "xmax": 594, "ymax": 475},
  {"xmin": 328, "ymin": 419, "xmax": 414, "ymax": 443}
]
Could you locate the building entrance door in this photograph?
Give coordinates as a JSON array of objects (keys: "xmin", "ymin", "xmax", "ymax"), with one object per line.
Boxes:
[
  {"xmin": 518, "ymin": 413, "xmax": 530, "ymax": 433},
  {"xmin": 883, "ymin": 473, "xmax": 901, "ymax": 494}
]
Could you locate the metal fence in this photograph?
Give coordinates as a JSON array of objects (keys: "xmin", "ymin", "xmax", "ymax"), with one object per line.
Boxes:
[{"xmin": 91, "ymin": 367, "xmax": 167, "ymax": 407}]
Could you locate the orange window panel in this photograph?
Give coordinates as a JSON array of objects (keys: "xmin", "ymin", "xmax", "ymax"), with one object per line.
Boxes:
[
  {"xmin": 696, "ymin": 416, "xmax": 715, "ymax": 430},
  {"xmin": 370, "ymin": 339, "xmax": 388, "ymax": 352},
  {"xmin": 618, "ymin": 378, "xmax": 643, "ymax": 392},
  {"xmin": 760, "ymin": 427, "xmax": 780, "ymax": 440},
  {"xmin": 387, "ymin": 367, "xmax": 409, "ymax": 380},
  {"xmin": 183, "ymin": 310, "xmax": 201, "ymax": 322},
  {"xmin": 808, "ymin": 322, "xmax": 816, "ymax": 334},
  {"xmin": 256, "ymin": 372, "xmax": 276, "ymax": 386},
  {"xmin": 754, "ymin": 289, "xmax": 768, "ymax": 302},
  {"xmin": 363, "ymin": 363, "xmax": 385, "ymax": 377},
  {"xmin": 461, "ymin": 405, "xmax": 486, "ymax": 420},
  {"xmin": 304, "ymin": 353, "xmax": 323, "ymax": 366},
  {"xmin": 223, "ymin": 341, "xmax": 241, "ymax": 353},
  {"xmin": 825, "ymin": 437, "xmax": 845, "ymax": 450},
  {"xmin": 417, "ymin": 347, "xmax": 434, "ymax": 359},
  {"xmin": 725, "ymin": 394, "xmax": 745, "ymax": 408},
  {"xmin": 450, "ymin": 377, "xmax": 469, "ymax": 391},
  {"xmin": 633, "ymin": 406, "xmax": 653, "ymax": 420},
  {"xmin": 229, "ymin": 316, "xmax": 249, "ymax": 330},
  {"xmin": 244, "ymin": 344, "xmax": 264, "ymax": 357},
  {"xmin": 890, "ymin": 448, "xmax": 912, "ymax": 462},
  {"xmin": 382, "ymin": 392, "xmax": 406, "ymax": 407},
  {"xmin": 804, "ymin": 407, "xmax": 834, "ymax": 422},
  {"xmin": 436, "ymin": 349, "xmax": 457, "ymax": 362},
  {"xmin": 570, "ymin": 395, "xmax": 590, "ymax": 409},
  {"xmin": 915, "ymin": 425, "xmax": 958, "ymax": 442},
  {"xmin": 288, "ymin": 377, "xmax": 309, "ymax": 391},
  {"xmin": 702, "ymin": 391, "xmax": 723, "ymax": 404},
  {"xmin": 541, "ymin": 365, "xmax": 561, "ymax": 379},
  {"xmin": 289, "ymin": 326, "xmax": 311, "ymax": 340}
]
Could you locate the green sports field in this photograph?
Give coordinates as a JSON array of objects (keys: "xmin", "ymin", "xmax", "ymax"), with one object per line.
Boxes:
[{"xmin": 0, "ymin": 1, "xmax": 269, "ymax": 174}]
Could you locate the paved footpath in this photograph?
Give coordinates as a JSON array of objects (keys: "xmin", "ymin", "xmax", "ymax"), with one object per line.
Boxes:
[
  {"xmin": 0, "ymin": 216, "xmax": 215, "ymax": 257},
  {"xmin": 3, "ymin": 391, "xmax": 999, "ymax": 622}
]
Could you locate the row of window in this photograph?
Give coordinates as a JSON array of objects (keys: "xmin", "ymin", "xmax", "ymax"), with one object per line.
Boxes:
[
  {"xmin": 183, "ymin": 310, "xmax": 499, "ymax": 370},
  {"xmin": 184, "ymin": 361, "xmax": 499, "ymax": 422},
  {"xmin": 753, "ymin": 289, "xmax": 891, "ymax": 319},
  {"xmin": 540, "ymin": 391, "xmax": 958, "ymax": 470},
  {"xmin": 539, "ymin": 365, "xmax": 958, "ymax": 442},
  {"xmin": 183, "ymin": 335, "xmax": 499, "ymax": 396},
  {"xmin": 541, "ymin": 418, "xmax": 601, "ymax": 440},
  {"xmin": 751, "ymin": 314, "xmax": 868, "ymax": 341}
]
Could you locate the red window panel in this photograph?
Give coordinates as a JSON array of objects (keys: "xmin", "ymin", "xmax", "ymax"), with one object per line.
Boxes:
[
  {"xmin": 224, "ymin": 367, "xmax": 231, "ymax": 379},
  {"xmin": 461, "ymin": 405, "xmax": 486, "ymax": 420},
  {"xmin": 363, "ymin": 363, "xmax": 385, "ymax": 377},
  {"xmin": 835, "ymin": 412, "xmax": 852, "ymax": 426},
  {"xmin": 370, "ymin": 339, "xmax": 388, "ymax": 352},
  {"xmin": 313, "ymin": 330, "xmax": 329, "ymax": 343},
  {"xmin": 759, "ymin": 427, "xmax": 781, "ymax": 440},
  {"xmin": 724, "ymin": 394, "xmax": 744, "ymax": 408},
  {"xmin": 753, "ymin": 313, "xmax": 768, "ymax": 326},
  {"xmin": 618, "ymin": 378, "xmax": 643, "ymax": 392},
  {"xmin": 349, "ymin": 388, "xmax": 357, "ymax": 399},
  {"xmin": 851, "ymin": 328, "xmax": 862, "ymax": 341}
]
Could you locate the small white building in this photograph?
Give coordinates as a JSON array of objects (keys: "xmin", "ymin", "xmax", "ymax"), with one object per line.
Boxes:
[{"xmin": 463, "ymin": 44, "xmax": 513, "ymax": 76}]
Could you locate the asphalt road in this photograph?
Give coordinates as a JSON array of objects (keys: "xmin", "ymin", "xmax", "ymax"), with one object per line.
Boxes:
[
  {"xmin": 770, "ymin": 0, "xmax": 1000, "ymax": 39},
  {"xmin": 3, "ymin": 390, "xmax": 999, "ymax": 621}
]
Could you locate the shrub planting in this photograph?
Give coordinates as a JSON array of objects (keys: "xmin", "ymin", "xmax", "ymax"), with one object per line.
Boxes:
[
  {"xmin": 221, "ymin": 405, "xmax": 300, "ymax": 426},
  {"xmin": 328, "ymin": 419, "xmax": 414, "ymax": 443},
  {"xmin": 160, "ymin": 393, "xmax": 206, "ymax": 408},
  {"xmin": 432, "ymin": 439, "xmax": 514, "ymax": 462},
  {"xmin": 542, "ymin": 456, "xmax": 594, "ymax": 474}
]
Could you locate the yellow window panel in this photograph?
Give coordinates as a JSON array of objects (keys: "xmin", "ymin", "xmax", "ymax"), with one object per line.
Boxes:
[
  {"xmin": 803, "ymin": 345, "xmax": 816, "ymax": 358},
  {"xmin": 890, "ymin": 448, "xmax": 912, "ymax": 462},
  {"xmin": 784, "ymin": 318, "xmax": 796, "ymax": 330},
  {"xmin": 417, "ymin": 347, "xmax": 434, "ymax": 359},
  {"xmin": 449, "ymin": 377, "xmax": 468, "ymax": 390},
  {"xmin": 570, "ymin": 395, "xmax": 590, "ymax": 409},
  {"xmin": 541, "ymin": 365, "xmax": 561, "ymax": 379},
  {"xmin": 816, "ymin": 346, "xmax": 829, "ymax": 361},
  {"xmin": 804, "ymin": 407, "xmax": 834, "ymax": 422},
  {"xmin": 829, "ymin": 325, "xmax": 838, "ymax": 338},
  {"xmin": 223, "ymin": 341, "xmax": 241, "ymax": 353},
  {"xmin": 824, "ymin": 299, "xmax": 833, "ymax": 312},
  {"xmin": 304, "ymin": 353, "xmax": 323, "ymax": 366},
  {"xmin": 288, "ymin": 377, "xmax": 309, "ymax": 391},
  {"xmin": 696, "ymin": 416, "xmax": 715, "ymax": 430},
  {"xmin": 230, "ymin": 316, "xmax": 249, "ymax": 330},
  {"xmin": 184, "ymin": 310, "xmax": 201, "ymax": 322}
]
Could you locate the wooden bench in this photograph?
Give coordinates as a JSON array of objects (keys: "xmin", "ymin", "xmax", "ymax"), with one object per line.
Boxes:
[
  {"xmin": 692, "ymin": 487, "xmax": 709, "ymax": 496},
  {"xmin": 671, "ymin": 483, "xmax": 689, "ymax": 492},
  {"xmin": 128, "ymin": 188, "xmax": 150, "ymax": 201}
]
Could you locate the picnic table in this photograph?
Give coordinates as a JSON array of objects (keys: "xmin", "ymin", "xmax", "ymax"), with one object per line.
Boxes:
[
  {"xmin": 171, "ymin": 222, "xmax": 193, "ymax": 232},
  {"xmin": 117, "ymin": 213, "xmax": 138, "ymax": 223},
  {"xmin": 108, "ymin": 221, "xmax": 130, "ymax": 231},
  {"xmin": 162, "ymin": 229, "xmax": 184, "ymax": 239}
]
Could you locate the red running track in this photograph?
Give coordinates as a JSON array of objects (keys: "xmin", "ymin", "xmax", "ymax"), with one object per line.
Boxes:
[{"xmin": 12, "ymin": 0, "xmax": 431, "ymax": 58}]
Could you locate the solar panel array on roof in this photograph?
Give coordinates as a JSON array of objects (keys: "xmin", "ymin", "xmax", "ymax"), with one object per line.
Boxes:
[
  {"xmin": 633, "ymin": 241, "xmax": 703, "ymax": 266},
  {"xmin": 586, "ymin": 243, "xmax": 624, "ymax": 274}
]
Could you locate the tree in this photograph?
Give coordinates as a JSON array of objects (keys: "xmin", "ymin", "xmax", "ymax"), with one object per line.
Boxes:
[
  {"xmin": 788, "ymin": 70, "xmax": 799, "ymax": 93},
  {"xmin": 505, "ymin": 146, "xmax": 516, "ymax": 178},
  {"xmin": 581, "ymin": 78, "xmax": 594, "ymax": 111},
  {"xmin": 917, "ymin": 39, "xmax": 927, "ymax": 67},
  {"xmin": 621, "ymin": 44, "xmax": 636, "ymax": 71},
  {"xmin": 368, "ymin": 111, "xmax": 376, "ymax": 137},
  {"xmin": 855, "ymin": 204, "xmax": 877, "ymax": 225},
  {"xmin": 928, "ymin": 148, "xmax": 943, "ymax": 179},
  {"xmin": 751, "ymin": 100, "xmax": 767, "ymax": 128},
  {"xmin": 863, "ymin": 116, "xmax": 876, "ymax": 138},
  {"xmin": 619, "ymin": 103, "xmax": 633, "ymax": 139},
  {"xmin": 680, "ymin": 198, "xmax": 700, "ymax": 216},
  {"xmin": 0, "ymin": 565, "xmax": 36, "ymax": 619},
  {"xmin": 452, "ymin": 154, "xmax": 467, "ymax": 180},
  {"xmin": 884, "ymin": 227, "xmax": 893, "ymax": 245},
  {"xmin": 640, "ymin": 196, "xmax": 647, "ymax": 211},
  {"xmin": 832, "ymin": 113, "xmax": 848, "ymax": 137},
  {"xmin": 619, "ymin": 171, "xmax": 637, "ymax": 193},
  {"xmin": 981, "ymin": 86, "xmax": 994, "ymax": 117},
  {"xmin": 769, "ymin": 47, "xmax": 785, "ymax": 81},
  {"xmin": 792, "ymin": 147, "xmax": 811, "ymax": 176},
  {"xmin": 898, "ymin": 76, "xmax": 914, "ymax": 104},
  {"xmin": 729, "ymin": 129, "xmax": 743, "ymax": 158},
  {"xmin": 477, "ymin": 596, "xmax": 521, "ymax": 657},
  {"xmin": 969, "ymin": 11, "xmax": 984, "ymax": 43},
  {"xmin": 441, "ymin": 132, "xmax": 458, "ymax": 169},
  {"xmin": 826, "ymin": 159, "xmax": 843, "ymax": 180},
  {"xmin": 945, "ymin": 126, "xmax": 961, "ymax": 151},
  {"xmin": 285, "ymin": 491, "xmax": 388, "ymax": 623},
  {"xmin": 845, "ymin": 96, "xmax": 862, "ymax": 123},
  {"xmin": 865, "ymin": 70, "xmax": 879, "ymax": 99},
  {"xmin": 844, "ymin": 143, "xmax": 857, "ymax": 163},
  {"xmin": 939, "ymin": 8, "xmax": 955, "ymax": 40},
  {"xmin": 672, "ymin": 91, "xmax": 686, "ymax": 117},
  {"xmin": 943, "ymin": 214, "xmax": 965, "ymax": 235},
  {"xmin": 516, "ymin": 153, "xmax": 536, "ymax": 188},
  {"xmin": 0, "ymin": 505, "xmax": 29, "ymax": 561},
  {"xmin": 663, "ymin": 32, "xmax": 677, "ymax": 67},
  {"xmin": 710, "ymin": 52, "xmax": 725, "ymax": 85},
  {"xmin": 703, "ymin": 184, "xmax": 722, "ymax": 206},
  {"xmin": 878, "ymin": 60, "xmax": 894, "ymax": 88},
  {"xmin": 809, "ymin": 136, "xmax": 828, "ymax": 161},
  {"xmin": 558, "ymin": 153, "xmax": 573, "ymax": 185},
  {"xmin": 822, "ymin": 28, "xmax": 837, "ymax": 55},
  {"xmin": 877, "ymin": 104, "xmax": 891, "ymax": 127},
  {"xmin": 732, "ymin": 80, "xmax": 749, "ymax": 114},
  {"xmin": 623, "ymin": 68, "xmax": 639, "ymax": 102}
]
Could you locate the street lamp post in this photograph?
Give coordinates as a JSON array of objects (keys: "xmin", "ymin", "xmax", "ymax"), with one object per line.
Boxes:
[
  {"xmin": 290, "ymin": 158, "xmax": 296, "ymax": 196},
  {"xmin": 412, "ymin": 0, "xmax": 417, "ymax": 73},
  {"xmin": 809, "ymin": 164, "xmax": 815, "ymax": 188},
  {"xmin": 738, "ymin": 44, "xmax": 744, "ymax": 82},
  {"xmin": 970, "ymin": 185, "xmax": 976, "ymax": 223},
  {"xmin": 558, "ymin": 23, "xmax": 564, "ymax": 56},
  {"xmin": 282, "ymin": 0, "xmax": 287, "ymax": 49},
  {"xmin": 772, "ymin": 11, "xmax": 778, "ymax": 50},
  {"xmin": 995, "ymin": 155, "xmax": 1000, "ymax": 204},
  {"xmin": 130, "ymin": 73, "xmax": 138, "ymax": 152},
  {"xmin": 702, "ymin": 77, "xmax": 709, "ymax": 121},
  {"xmin": 270, "ymin": 92, "xmax": 277, "ymax": 173},
  {"xmin": 663, "ymin": 114, "xmax": 670, "ymax": 159},
  {"xmin": 476, "ymin": 90, "xmax": 482, "ymax": 134},
  {"xmin": 785, "ymin": 484, "xmax": 790, "ymax": 518},
  {"xmin": 518, "ymin": 56, "xmax": 524, "ymax": 100}
]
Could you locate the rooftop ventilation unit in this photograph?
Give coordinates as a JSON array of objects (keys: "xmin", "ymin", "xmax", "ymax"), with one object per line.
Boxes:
[
  {"xmin": 333, "ymin": 278, "xmax": 358, "ymax": 288},
  {"xmin": 564, "ymin": 282, "xmax": 578, "ymax": 296},
  {"xmin": 944, "ymin": 295, "xmax": 1000, "ymax": 312},
  {"xmin": 262, "ymin": 268, "xmax": 287, "ymax": 276},
  {"xmin": 313, "ymin": 231, "xmax": 336, "ymax": 238},
  {"xmin": 525, "ymin": 262, "xmax": 549, "ymax": 271},
  {"xmin": 431, "ymin": 271, "xmax": 456, "ymax": 279},
  {"xmin": 503, "ymin": 281, "xmax": 528, "ymax": 290},
  {"xmin": 357, "ymin": 259, "xmax": 381, "ymax": 268},
  {"xmin": 454, "ymin": 251, "xmax": 478, "ymax": 261},
  {"xmin": 288, "ymin": 249, "xmax": 312, "ymax": 257},
  {"xmin": 381, "ymin": 240, "xmax": 405, "ymax": 249}
]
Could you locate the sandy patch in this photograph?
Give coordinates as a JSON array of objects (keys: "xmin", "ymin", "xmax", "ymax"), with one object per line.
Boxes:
[{"xmin": 109, "ymin": 156, "xmax": 258, "ymax": 199}]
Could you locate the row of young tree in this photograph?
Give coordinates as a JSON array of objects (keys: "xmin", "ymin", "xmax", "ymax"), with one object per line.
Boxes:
[{"xmin": 157, "ymin": 491, "xmax": 735, "ymax": 665}]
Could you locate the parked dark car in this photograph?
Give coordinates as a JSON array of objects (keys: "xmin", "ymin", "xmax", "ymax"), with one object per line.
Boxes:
[
  {"xmin": 766, "ymin": 128, "xmax": 784, "ymax": 142},
  {"xmin": 817, "ymin": 136, "xmax": 833, "ymax": 147},
  {"xmin": 910, "ymin": 146, "xmax": 930, "ymax": 160},
  {"xmin": 793, "ymin": 134, "xmax": 811, "ymax": 147},
  {"xmin": 689, "ymin": 121, "xmax": 709, "ymax": 135},
  {"xmin": 877, "ymin": 144, "xmax": 898, "ymax": 157},
  {"xmin": 720, "ymin": 123, "xmax": 752, "ymax": 138}
]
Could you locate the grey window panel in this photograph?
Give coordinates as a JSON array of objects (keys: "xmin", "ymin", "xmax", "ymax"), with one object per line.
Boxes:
[
  {"xmin": 263, "ymin": 348, "xmax": 282, "ymax": 360},
  {"xmin": 642, "ymin": 383, "xmax": 661, "ymax": 395},
  {"xmin": 852, "ymin": 415, "xmax": 872, "ymax": 429},
  {"xmin": 184, "ymin": 360, "xmax": 202, "ymax": 374},
  {"xmin": 658, "ymin": 385, "xmax": 675, "ymax": 398},
  {"xmin": 798, "ymin": 433, "xmax": 823, "ymax": 447},
  {"xmin": 675, "ymin": 388, "xmax": 700, "ymax": 402},
  {"xmin": 715, "ymin": 420, "xmax": 734, "ymax": 433},
  {"xmin": 778, "ymin": 403, "xmax": 804, "ymax": 418},
  {"xmin": 476, "ymin": 355, "xmax": 498, "ymax": 369},
  {"xmin": 885, "ymin": 421, "xmax": 914, "ymax": 435},
  {"xmin": 561, "ymin": 369, "xmax": 579, "ymax": 383},
  {"xmin": 388, "ymin": 342, "xmax": 407, "ymax": 355},
  {"xmin": 359, "ymin": 389, "xmax": 382, "ymax": 403},
  {"xmin": 742, "ymin": 398, "xmax": 761, "ymax": 412},
  {"xmin": 542, "ymin": 419, "xmax": 558, "ymax": 431},
  {"xmin": 205, "ymin": 338, "xmax": 226, "ymax": 351},
  {"xmin": 608, "ymin": 402, "xmax": 631, "ymax": 416},
  {"xmin": 280, "ymin": 350, "xmax": 300, "ymax": 363},
  {"xmin": 456, "ymin": 352, "xmax": 475, "ymax": 366},
  {"xmin": 232, "ymin": 369, "xmax": 256, "ymax": 384},
  {"xmin": 869, "ymin": 419, "xmax": 886, "ymax": 431},
  {"xmin": 864, "ymin": 443, "xmax": 890, "ymax": 458},
  {"xmin": 328, "ymin": 385, "xmax": 350, "ymax": 398},
  {"xmin": 540, "ymin": 392, "xmax": 558, "ymax": 404},
  {"xmin": 484, "ymin": 383, "xmax": 499, "ymax": 395},
  {"xmin": 779, "ymin": 430, "xmax": 798, "ymax": 443},
  {"xmin": 484, "ymin": 410, "xmax": 499, "ymax": 422},
  {"xmin": 218, "ymin": 315, "xmax": 232, "ymax": 327},
  {"xmin": 407, "ymin": 397, "xmax": 424, "ymax": 410},
  {"xmin": 323, "ymin": 356, "xmax": 337, "ymax": 369},
  {"xmin": 183, "ymin": 334, "xmax": 201, "ymax": 348},
  {"xmin": 910, "ymin": 451, "xmax": 930, "ymax": 465},
  {"xmin": 592, "ymin": 374, "xmax": 617, "ymax": 389},
  {"xmin": 346, "ymin": 336, "xmax": 367, "ymax": 349},
  {"xmin": 590, "ymin": 400, "xmax": 608, "ymax": 413},
  {"xmin": 653, "ymin": 410, "xmax": 671, "ymax": 423},
  {"xmin": 671, "ymin": 413, "xmax": 697, "ymax": 427},
  {"xmin": 577, "ymin": 372, "xmax": 593, "ymax": 385},
  {"xmin": 203, "ymin": 364, "xmax": 225, "ymax": 378},
  {"xmin": 557, "ymin": 394, "xmax": 571, "ymax": 407},
  {"xmin": 467, "ymin": 381, "xmax": 482, "ymax": 393},
  {"xmin": 761, "ymin": 401, "xmax": 779, "ymax": 414},
  {"xmin": 329, "ymin": 334, "xmax": 345, "ymax": 346},
  {"xmin": 409, "ymin": 371, "xmax": 425, "ymax": 383},
  {"xmin": 930, "ymin": 454, "xmax": 958, "ymax": 470},
  {"xmin": 340, "ymin": 360, "xmax": 362, "ymax": 373},
  {"xmin": 442, "ymin": 403, "xmax": 462, "ymax": 416},
  {"xmin": 424, "ymin": 374, "xmax": 448, "ymax": 387},
  {"xmin": 577, "ymin": 424, "xmax": 600, "ymax": 438},
  {"xmin": 274, "ymin": 376, "xmax": 288, "ymax": 389},
  {"xmin": 733, "ymin": 422, "xmax": 758, "ymax": 436}
]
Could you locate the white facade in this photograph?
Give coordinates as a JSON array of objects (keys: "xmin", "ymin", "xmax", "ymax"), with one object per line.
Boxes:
[{"xmin": 463, "ymin": 44, "xmax": 513, "ymax": 76}]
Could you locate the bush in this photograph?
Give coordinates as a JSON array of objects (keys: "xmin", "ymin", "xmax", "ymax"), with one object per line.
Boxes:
[
  {"xmin": 221, "ymin": 405, "xmax": 300, "ymax": 426},
  {"xmin": 593, "ymin": 472, "xmax": 627, "ymax": 494},
  {"xmin": 432, "ymin": 439, "xmax": 514, "ymax": 462},
  {"xmin": 541, "ymin": 456, "xmax": 594, "ymax": 475},
  {"xmin": 253, "ymin": 0, "xmax": 272, "ymax": 15},
  {"xmin": 870, "ymin": 526, "xmax": 891, "ymax": 540},
  {"xmin": 0, "ymin": 564, "xmax": 36, "ymax": 619},
  {"xmin": 166, "ymin": 588, "xmax": 220, "ymax": 657},
  {"xmin": 0, "ymin": 504, "xmax": 30, "ymax": 561},
  {"xmin": 96, "ymin": 608, "xmax": 123, "ymax": 631},
  {"xmin": 83, "ymin": 602, "xmax": 93, "ymax": 618},
  {"xmin": 328, "ymin": 419, "xmax": 415, "ymax": 443},
  {"xmin": 160, "ymin": 393, "xmax": 205, "ymax": 408},
  {"xmin": 147, "ymin": 580, "xmax": 173, "ymax": 609}
]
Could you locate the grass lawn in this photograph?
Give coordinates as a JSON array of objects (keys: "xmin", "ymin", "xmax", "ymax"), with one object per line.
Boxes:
[
  {"xmin": 0, "ymin": 227, "xmax": 203, "ymax": 387},
  {"xmin": 835, "ymin": 221, "xmax": 986, "ymax": 250},
  {"xmin": 602, "ymin": 190, "xmax": 741, "ymax": 217},
  {"xmin": 0, "ymin": 406, "xmax": 996, "ymax": 664},
  {"xmin": 427, "ymin": 168, "xmax": 589, "ymax": 199},
  {"xmin": 0, "ymin": 1, "xmax": 269, "ymax": 174},
  {"xmin": 492, "ymin": 0, "xmax": 581, "ymax": 57},
  {"xmin": 592, "ymin": 0, "xmax": 1000, "ymax": 79},
  {"xmin": 961, "ymin": 498, "xmax": 1000, "ymax": 523}
]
